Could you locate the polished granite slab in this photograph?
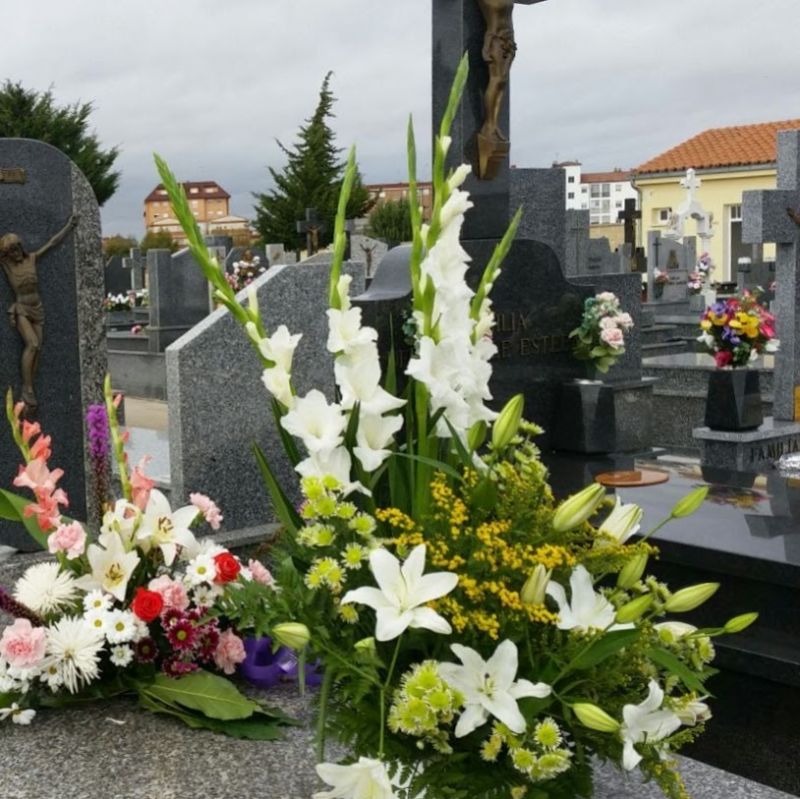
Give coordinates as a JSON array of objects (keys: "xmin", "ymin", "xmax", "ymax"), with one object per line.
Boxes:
[{"xmin": 643, "ymin": 353, "xmax": 776, "ymax": 371}]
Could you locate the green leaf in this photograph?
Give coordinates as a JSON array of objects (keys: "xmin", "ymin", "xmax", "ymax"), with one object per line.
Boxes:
[
  {"xmin": 253, "ymin": 443, "xmax": 302, "ymax": 534},
  {"xmin": 569, "ymin": 629, "xmax": 641, "ymax": 671},
  {"xmin": 390, "ymin": 451, "xmax": 462, "ymax": 482},
  {"xmin": 646, "ymin": 647, "xmax": 711, "ymax": 695},
  {"xmin": 443, "ymin": 416, "xmax": 473, "ymax": 469},
  {"xmin": 143, "ymin": 670, "xmax": 259, "ymax": 721},
  {"xmin": 270, "ymin": 398, "xmax": 301, "ymax": 467},
  {"xmin": 0, "ymin": 489, "xmax": 48, "ymax": 549}
]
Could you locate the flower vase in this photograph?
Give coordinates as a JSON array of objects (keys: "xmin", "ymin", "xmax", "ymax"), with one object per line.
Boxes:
[
  {"xmin": 704, "ymin": 369, "xmax": 763, "ymax": 431},
  {"xmin": 654, "ymin": 282, "xmax": 664, "ymax": 300},
  {"xmin": 553, "ymin": 378, "xmax": 616, "ymax": 453}
]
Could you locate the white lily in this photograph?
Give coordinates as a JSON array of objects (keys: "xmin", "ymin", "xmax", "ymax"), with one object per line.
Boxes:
[
  {"xmin": 295, "ymin": 446, "xmax": 368, "ymax": 497},
  {"xmin": 546, "ymin": 565, "xmax": 634, "ymax": 633},
  {"xmin": 136, "ymin": 489, "xmax": 199, "ymax": 566},
  {"xmin": 675, "ymin": 697, "xmax": 712, "ymax": 726},
  {"xmin": 620, "ymin": 680, "xmax": 682, "ymax": 770},
  {"xmin": 596, "ymin": 497, "xmax": 643, "ymax": 546},
  {"xmin": 341, "ymin": 545, "xmax": 457, "ymax": 641},
  {"xmin": 99, "ymin": 499, "xmax": 141, "ymax": 549},
  {"xmin": 314, "ymin": 757, "xmax": 395, "ymax": 799},
  {"xmin": 77, "ymin": 532, "xmax": 141, "ymax": 602},
  {"xmin": 440, "ymin": 639, "xmax": 551, "ymax": 737},
  {"xmin": 281, "ymin": 389, "xmax": 347, "ymax": 454}
]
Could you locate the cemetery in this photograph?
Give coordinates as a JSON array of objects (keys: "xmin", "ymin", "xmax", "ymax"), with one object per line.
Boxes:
[{"xmin": 1, "ymin": 3, "xmax": 799, "ymax": 799}]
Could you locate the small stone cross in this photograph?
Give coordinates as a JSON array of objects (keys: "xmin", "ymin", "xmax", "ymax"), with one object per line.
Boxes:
[
  {"xmin": 743, "ymin": 129, "xmax": 800, "ymax": 420},
  {"xmin": 296, "ymin": 208, "xmax": 325, "ymax": 255},
  {"xmin": 680, "ymin": 168, "xmax": 702, "ymax": 205},
  {"xmin": 617, "ymin": 198, "xmax": 641, "ymax": 250}
]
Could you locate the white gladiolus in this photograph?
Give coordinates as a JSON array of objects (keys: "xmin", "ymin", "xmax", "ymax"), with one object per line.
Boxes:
[
  {"xmin": 281, "ymin": 390, "xmax": 347, "ymax": 455},
  {"xmin": 257, "ymin": 325, "xmax": 301, "ymax": 372},
  {"xmin": 262, "ymin": 366, "xmax": 294, "ymax": 410}
]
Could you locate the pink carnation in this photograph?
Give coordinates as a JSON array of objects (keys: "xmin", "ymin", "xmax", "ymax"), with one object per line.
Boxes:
[
  {"xmin": 600, "ymin": 327, "xmax": 625, "ymax": 349},
  {"xmin": 0, "ymin": 619, "xmax": 46, "ymax": 669},
  {"xmin": 190, "ymin": 493, "xmax": 223, "ymax": 531},
  {"xmin": 214, "ymin": 628, "xmax": 246, "ymax": 675},
  {"xmin": 248, "ymin": 559, "xmax": 275, "ymax": 587},
  {"xmin": 148, "ymin": 575, "xmax": 190, "ymax": 613},
  {"xmin": 47, "ymin": 521, "xmax": 87, "ymax": 559}
]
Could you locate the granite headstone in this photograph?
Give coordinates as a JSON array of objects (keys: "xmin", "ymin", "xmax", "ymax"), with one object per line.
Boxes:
[{"xmin": 647, "ymin": 230, "xmax": 695, "ymax": 302}]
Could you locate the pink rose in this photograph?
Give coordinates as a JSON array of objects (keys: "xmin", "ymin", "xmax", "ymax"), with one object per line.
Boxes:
[
  {"xmin": 616, "ymin": 312, "xmax": 634, "ymax": 330},
  {"xmin": 148, "ymin": 575, "xmax": 190, "ymax": 613},
  {"xmin": 248, "ymin": 559, "xmax": 275, "ymax": 588},
  {"xmin": 190, "ymin": 493, "xmax": 223, "ymax": 531},
  {"xmin": 600, "ymin": 327, "xmax": 625, "ymax": 349},
  {"xmin": 0, "ymin": 619, "xmax": 46, "ymax": 669},
  {"xmin": 214, "ymin": 629, "xmax": 246, "ymax": 675},
  {"xmin": 47, "ymin": 521, "xmax": 87, "ymax": 559}
]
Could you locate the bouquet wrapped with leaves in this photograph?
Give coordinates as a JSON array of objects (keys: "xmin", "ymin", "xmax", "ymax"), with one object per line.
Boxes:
[
  {"xmin": 147, "ymin": 57, "xmax": 756, "ymax": 799},
  {"xmin": 569, "ymin": 292, "xmax": 634, "ymax": 374},
  {"xmin": 0, "ymin": 382, "xmax": 290, "ymax": 738},
  {"xmin": 698, "ymin": 291, "xmax": 779, "ymax": 368}
]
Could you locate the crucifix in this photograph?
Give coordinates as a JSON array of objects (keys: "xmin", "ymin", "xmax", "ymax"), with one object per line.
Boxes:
[
  {"xmin": 296, "ymin": 208, "xmax": 325, "ymax": 256},
  {"xmin": 743, "ymin": 129, "xmax": 800, "ymax": 421},
  {"xmin": 617, "ymin": 198, "xmax": 640, "ymax": 251}
]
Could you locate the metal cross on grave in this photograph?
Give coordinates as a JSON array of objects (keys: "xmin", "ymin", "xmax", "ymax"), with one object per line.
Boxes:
[
  {"xmin": 743, "ymin": 129, "xmax": 800, "ymax": 421},
  {"xmin": 296, "ymin": 208, "xmax": 325, "ymax": 256}
]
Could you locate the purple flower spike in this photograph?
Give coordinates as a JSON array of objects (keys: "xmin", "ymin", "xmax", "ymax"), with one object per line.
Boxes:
[{"xmin": 86, "ymin": 404, "xmax": 110, "ymax": 460}]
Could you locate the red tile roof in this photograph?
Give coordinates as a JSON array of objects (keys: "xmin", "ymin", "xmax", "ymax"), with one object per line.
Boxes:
[
  {"xmin": 581, "ymin": 170, "xmax": 632, "ymax": 184},
  {"xmin": 145, "ymin": 181, "xmax": 230, "ymax": 203},
  {"xmin": 636, "ymin": 119, "xmax": 800, "ymax": 174}
]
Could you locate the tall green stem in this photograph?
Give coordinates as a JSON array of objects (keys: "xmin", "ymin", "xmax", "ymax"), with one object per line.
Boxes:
[
  {"xmin": 379, "ymin": 636, "xmax": 403, "ymax": 758},
  {"xmin": 316, "ymin": 666, "xmax": 335, "ymax": 763}
]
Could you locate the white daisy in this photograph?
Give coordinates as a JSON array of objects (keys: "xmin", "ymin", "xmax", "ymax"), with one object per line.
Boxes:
[
  {"xmin": 83, "ymin": 590, "xmax": 113, "ymax": 614},
  {"xmin": 14, "ymin": 562, "xmax": 79, "ymax": 615},
  {"xmin": 185, "ymin": 553, "xmax": 217, "ymax": 586},
  {"xmin": 44, "ymin": 617, "xmax": 105, "ymax": 693},
  {"xmin": 109, "ymin": 645, "xmax": 134, "ymax": 668},
  {"xmin": 40, "ymin": 661, "xmax": 64, "ymax": 691},
  {"xmin": 83, "ymin": 608, "xmax": 110, "ymax": 636},
  {"xmin": 192, "ymin": 583, "xmax": 223, "ymax": 606},
  {"xmin": 105, "ymin": 610, "xmax": 137, "ymax": 644}
]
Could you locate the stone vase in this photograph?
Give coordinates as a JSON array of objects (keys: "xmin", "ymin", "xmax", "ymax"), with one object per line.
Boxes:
[
  {"xmin": 653, "ymin": 282, "xmax": 665, "ymax": 300},
  {"xmin": 689, "ymin": 293, "xmax": 706, "ymax": 312},
  {"xmin": 552, "ymin": 380, "xmax": 616, "ymax": 453},
  {"xmin": 704, "ymin": 369, "xmax": 763, "ymax": 431}
]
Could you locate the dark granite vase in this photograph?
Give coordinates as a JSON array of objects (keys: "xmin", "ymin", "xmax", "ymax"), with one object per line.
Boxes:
[
  {"xmin": 552, "ymin": 380, "xmax": 616, "ymax": 454},
  {"xmin": 704, "ymin": 369, "xmax": 763, "ymax": 431}
]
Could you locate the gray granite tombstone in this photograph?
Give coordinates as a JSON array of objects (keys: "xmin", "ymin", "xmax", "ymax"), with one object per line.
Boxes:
[
  {"xmin": 124, "ymin": 248, "xmax": 146, "ymax": 291},
  {"xmin": 564, "ymin": 209, "xmax": 590, "ymax": 278},
  {"xmin": 265, "ymin": 243, "xmax": 287, "ymax": 265},
  {"xmin": 647, "ymin": 230, "xmax": 694, "ymax": 303},
  {"xmin": 203, "ymin": 235, "xmax": 233, "ymax": 251},
  {"xmin": 0, "ymin": 139, "xmax": 106, "ymax": 550},
  {"xmin": 585, "ymin": 237, "xmax": 618, "ymax": 276},
  {"xmin": 167, "ymin": 261, "xmax": 366, "ymax": 529},
  {"xmin": 737, "ymin": 257, "xmax": 776, "ymax": 302},
  {"xmin": 351, "ymin": 234, "xmax": 389, "ymax": 279},
  {"xmin": 104, "ymin": 254, "xmax": 130, "ymax": 295},
  {"xmin": 146, "ymin": 247, "xmax": 212, "ymax": 352}
]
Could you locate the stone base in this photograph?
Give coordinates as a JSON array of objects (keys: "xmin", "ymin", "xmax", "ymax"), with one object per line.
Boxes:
[{"xmin": 694, "ymin": 417, "xmax": 800, "ymax": 472}]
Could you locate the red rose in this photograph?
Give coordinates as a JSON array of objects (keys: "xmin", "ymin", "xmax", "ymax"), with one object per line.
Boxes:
[
  {"xmin": 714, "ymin": 350, "xmax": 733, "ymax": 368},
  {"xmin": 213, "ymin": 552, "xmax": 241, "ymax": 584},
  {"xmin": 131, "ymin": 587, "xmax": 164, "ymax": 623}
]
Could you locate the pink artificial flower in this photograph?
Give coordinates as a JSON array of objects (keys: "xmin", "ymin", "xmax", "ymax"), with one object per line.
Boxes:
[
  {"xmin": 131, "ymin": 456, "xmax": 155, "ymax": 511},
  {"xmin": 597, "ymin": 291, "xmax": 616, "ymax": 303},
  {"xmin": 600, "ymin": 327, "xmax": 625, "ymax": 349},
  {"xmin": 0, "ymin": 619, "xmax": 46, "ymax": 669},
  {"xmin": 214, "ymin": 628, "xmax": 246, "ymax": 675},
  {"xmin": 616, "ymin": 312, "xmax": 634, "ymax": 330},
  {"xmin": 190, "ymin": 493, "xmax": 223, "ymax": 531},
  {"xmin": 599, "ymin": 316, "xmax": 618, "ymax": 331},
  {"xmin": 248, "ymin": 559, "xmax": 275, "ymax": 587},
  {"xmin": 148, "ymin": 575, "xmax": 190, "ymax": 613},
  {"xmin": 47, "ymin": 521, "xmax": 87, "ymax": 559}
]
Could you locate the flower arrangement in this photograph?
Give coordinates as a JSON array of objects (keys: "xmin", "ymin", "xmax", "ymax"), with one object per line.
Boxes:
[
  {"xmin": 688, "ymin": 253, "xmax": 714, "ymax": 295},
  {"xmin": 687, "ymin": 272, "xmax": 704, "ymax": 295},
  {"xmin": 698, "ymin": 291, "xmax": 779, "ymax": 367},
  {"xmin": 569, "ymin": 292, "xmax": 634, "ymax": 374},
  {"xmin": 226, "ymin": 254, "xmax": 266, "ymax": 293},
  {"xmin": 102, "ymin": 289, "xmax": 148, "ymax": 312},
  {"xmin": 653, "ymin": 269, "xmax": 669, "ymax": 285},
  {"xmin": 0, "ymin": 382, "xmax": 290, "ymax": 738},
  {"xmin": 140, "ymin": 58, "xmax": 756, "ymax": 799}
]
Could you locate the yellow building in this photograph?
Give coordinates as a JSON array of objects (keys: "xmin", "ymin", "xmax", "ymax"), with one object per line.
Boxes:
[
  {"xmin": 634, "ymin": 119, "xmax": 800, "ymax": 281},
  {"xmin": 365, "ymin": 181, "xmax": 434, "ymax": 220}
]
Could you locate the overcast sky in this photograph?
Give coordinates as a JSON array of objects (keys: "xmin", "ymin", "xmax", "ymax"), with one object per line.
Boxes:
[{"xmin": 6, "ymin": 0, "xmax": 800, "ymax": 235}]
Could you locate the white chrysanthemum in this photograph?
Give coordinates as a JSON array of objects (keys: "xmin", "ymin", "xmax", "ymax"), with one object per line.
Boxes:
[
  {"xmin": 84, "ymin": 608, "xmax": 110, "ymax": 636},
  {"xmin": 109, "ymin": 645, "xmax": 134, "ymax": 668},
  {"xmin": 44, "ymin": 617, "xmax": 105, "ymax": 694},
  {"xmin": 83, "ymin": 590, "xmax": 113, "ymax": 614},
  {"xmin": 105, "ymin": 610, "xmax": 137, "ymax": 644},
  {"xmin": 40, "ymin": 660, "xmax": 63, "ymax": 691},
  {"xmin": 14, "ymin": 562, "xmax": 79, "ymax": 615},
  {"xmin": 185, "ymin": 553, "xmax": 217, "ymax": 586}
]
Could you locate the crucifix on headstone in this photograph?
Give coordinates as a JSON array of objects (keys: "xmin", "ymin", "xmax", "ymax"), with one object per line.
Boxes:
[
  {"xmin": 296, "ymin": 208, "xmax": 325, "ymax": 256},
  {"xmin": 617, "ymin": 198, "xmax": 641, "ymax": 272},
  {"xmin": 360, "ymin": 241, "xmax": 378, "ymax": 274},
  {"xmin": 743, "ymin": 129, "xmax": 800, "ymax": 421}
]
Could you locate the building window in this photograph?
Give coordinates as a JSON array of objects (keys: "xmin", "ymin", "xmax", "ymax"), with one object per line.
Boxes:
[
  {"xmin": 567, "ymin": 176, "xmax": 575, "ymax": 184},
  {"xmin": 615, "ymin": 184, "xmax": 622, "ymax": 192},
  {"xmin": 190, "ymin": 187, "xmax": 199, "ymax": 194},
  {"xmin": 378, "ymin": 191, "xmax": 386, "ymax": 198},
  {"xmin": 581, "ymin": 203, "xmax": 588, "ymax": 209},
  {"xmin": 581, "ymin": 186, "xmax": 588, "ymax": 193},
  {"xmin": 205, "ymin": 187, "xmax": 215, "ymax": 193},
  {"xmin": 616, "ymin": 201, "xmax": 623, "ymax": 208},
  {"xmin": 590, "ymin": 184, "xmax": 610, "ymax": 198},
  {"xmin": 655, "ymin": 208, "xmax": 672, "ymax": 225},
  {"xmin": 730, "ymin": 204, "xmax": 742, "ymax": 222},
  {"xmin": 568, "ymin": 192, "xmax": 574, "ymax": 199}
]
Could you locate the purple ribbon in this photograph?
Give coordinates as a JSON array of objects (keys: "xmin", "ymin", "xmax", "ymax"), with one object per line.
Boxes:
[{"xmin": 239, "ymin": 636, "xmax": 322, "ymax": 689}]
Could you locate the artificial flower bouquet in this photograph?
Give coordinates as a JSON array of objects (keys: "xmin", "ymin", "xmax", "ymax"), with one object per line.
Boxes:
[
  {"xmin": 102, "ymin": 289, "xmax": 148, "ymax": 312},
  {"xmin": 698, "ymin": 291, "xmax": 779, "ymax": 368},
  {"xmin": 653, "ymin": 269, "xmax": 669, "ymax": 285},
  {"xmin": 0, "ymin": 383, "xmax": 291, "ymax": 738},
  {"xmin": 695, "ymin": 252, "xmax": 714, "ymax": 281},
  {"xmin": 226, "ymin": 254, "xmax": 267, "ymax": 293},
  {"xmin": 569, "ymin": 292, "xmax": 634, "ymax": 374},
  {"xmin": 150, "ymin": 57, "xmax": 756, "ymax": 799},
  {"xmin": 686, "ymin": 273, "xmax": 704, "ymax": 295}
]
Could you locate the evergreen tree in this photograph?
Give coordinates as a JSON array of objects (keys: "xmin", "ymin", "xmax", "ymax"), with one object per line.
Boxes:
[
  {"xmin": 0, "ymin": 81, "xmax": 120, "ymax": 205},
  {"xmin": 253, "ymin": 73, "xmax": 373, "ymax": 251},
  {"xmin": 140, "ymin": 230, "xmax": 178, "ymax": 253},
  {"xmin": 366, "ymin": 199, "xmax": 413, "ymax": 244}
]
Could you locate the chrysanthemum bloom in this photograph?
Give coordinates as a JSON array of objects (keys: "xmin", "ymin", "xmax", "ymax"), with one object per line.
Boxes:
[
  {"xmin": 44, "ymin": 617, "xmax": 105, "ymax": 693},
  {"xmin": 162, "ymin": 655, "xmax": 197, "ymax": 677},
  {"xmin": 166, "ymin": 619, "xmax": 198, "ymax": 652},
  {"xmin": 134, "ymin": 637, "xmax": 158, "ymax": 664},
  {"xmin": 14, "ymin": 562, "xmax": 79, "ymax": 615}
]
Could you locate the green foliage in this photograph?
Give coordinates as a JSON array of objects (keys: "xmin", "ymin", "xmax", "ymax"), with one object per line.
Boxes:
[
  {"xmin": 252, "ymin": 72, "xmax": 373, "ymax": 251},
  {"xmin": 0, "ymin": 81, "xmax": 120, "ymax": 205},
  {"xmin": 0, "ymin": 488, "xmax": 48, "ymax": 549},
  {"xmin": 103, "ymin": 235, "xmax": 137, "ymax": 259},
  {"xmin": 140, "ymin": 230, "xmax": 178, "ymax": 253},
  {"xmin": 367, "ymin": 199, "xmax": 413, "ymax": 243}
]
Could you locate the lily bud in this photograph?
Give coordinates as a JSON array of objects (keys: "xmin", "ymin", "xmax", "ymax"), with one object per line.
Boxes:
[
  {"xmin": 723, "ymin": 612, "xmax": 758, "ymax": 634},
  {"xmin": 552, "ymin": 483, "xmax": 606, "ymax": 532},
  {"xmin": 272, "ymin": 622, "xmax": 311, "ymax": 651},
  {"xmin": 468, "ymin": 421, "xmax": 488, "ymax": 452},
  {"xmin": 615, "ymin": 594, "xmax": 653, "ymax": 624},
  {"xmin": 598, "ymin": 499, "xmax": 643, "ymax": 545},
  {"xmin": 617, "ymin": 552, "xmax": 648, "ymax": 589},
  {"xmin": 521, "ymin": 564, "xmax": 552, "ymax": 606},
  {"xmin": 670, "ymin": 486, "xmax": 709, "ymax": 519},
  {"xmin": 354, "ymin": 637, "xmax": 376, "ymax": 653},
  {"xmin": 572, "ymin": 702, "xmax": 620, "ymax": 733},
  {"xmin": 664, "ymin": 583, "xmax": 719, "ymax": 613},
  {"xmin": 491, "ymin": 394, "xmax": 524, "ymax": 450}
]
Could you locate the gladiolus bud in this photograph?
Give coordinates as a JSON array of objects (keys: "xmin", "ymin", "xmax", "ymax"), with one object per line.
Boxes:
[
  {"xmin": 492, "ymin": 394, "xmax": 524, "ymax": 450},
  {"xmin": 670, "ymin": 486, "xmax": 709, "ymax": 519},
  {"xmin": 615, "ymin": 594, "xmax": 653, "ymax": 624},
  {"xmin": 572, "ymin": 702, "xmax": 620, "ymax": 733},
  {"xmin": 723, "ymin": 612, "xmax": 758, "ymax": 634},
  {"xmin": 272, "ymin": 622, "xmax": 310, "ymax": 651},
  {"xmin": 468, "ymin": 421, "xmax": 488, "ymax": 452},
  {"xmin": 521, "ymin": 564, "xmax": 551, "ymax": 606},
  {"xmin": 617, "ymin": 552, "xmax": 649, "ymax": 589},
  {"xmin": 552, "ymin": 483, "xmax": 605, "ymax": 532},
  {"xmin": 354, "ymin": 637, "xmax": 376, "ymax": 653},
  {"xmin": 664, "ymin": 583, "xmax": 719, "ymax": 613}
]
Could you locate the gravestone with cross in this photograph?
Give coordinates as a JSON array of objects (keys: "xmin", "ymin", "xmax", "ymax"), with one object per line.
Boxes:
[
  {"xmin": 296, "ymin": 208, "xmax": 325, "ymax": 257},
  {"xmin": 646, "ymin": 230, "xmax": 695, "ymax": 303},
  {"xmin": 617, "ymin": 197, "xmax": 644, "ymax": 271},
  {"xmin": 0, "ymin": 139, "xmax": 106, "ymax": 550},
  {"xmin": 743, "ymin": 129, "xmax": 800, "ymax": 421}
]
